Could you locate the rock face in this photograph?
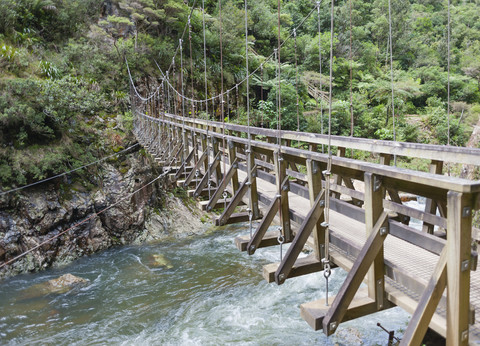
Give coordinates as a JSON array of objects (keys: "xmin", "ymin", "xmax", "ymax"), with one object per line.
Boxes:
[{"xmin": 0, "ymin": 150, "xmax": 204, "ymax": 279}]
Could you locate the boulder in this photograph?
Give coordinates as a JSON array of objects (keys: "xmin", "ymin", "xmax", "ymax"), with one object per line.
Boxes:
[{"xmin": 19, "ymin": 273, "xmax": 90, "ymax": 300}]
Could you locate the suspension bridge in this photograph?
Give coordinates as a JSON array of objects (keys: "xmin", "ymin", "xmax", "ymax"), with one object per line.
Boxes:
[{"xmin": 128, "ymin": 0, "xmax": 480, "ymax": 344}]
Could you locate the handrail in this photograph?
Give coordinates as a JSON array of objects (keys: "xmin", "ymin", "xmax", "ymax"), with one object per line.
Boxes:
[
  {"xmin": 138, "ymin": 111, "xmax": 480, "ymax": 194},
  {"xmin": 162, "ymin": 112, "xmax": 480, "ymax": 166}
]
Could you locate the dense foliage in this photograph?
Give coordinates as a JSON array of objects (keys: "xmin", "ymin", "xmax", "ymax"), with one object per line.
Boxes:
[{"xmin": 0, "ymin": 0, "xmax": 479, "ymax": 188}]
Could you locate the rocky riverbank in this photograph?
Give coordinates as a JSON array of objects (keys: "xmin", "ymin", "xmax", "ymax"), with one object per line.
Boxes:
[{"xmin": 0, "ymin": 149, "xmax": 204, "ymax": 280}]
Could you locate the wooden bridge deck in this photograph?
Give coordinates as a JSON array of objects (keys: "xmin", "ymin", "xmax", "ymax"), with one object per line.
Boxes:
[
  {"xmin": 134, "ymin": 110, "xmax": 480, "ymax": 344},
  {"xmin": 228, "ymin": 158, "xmax": 480, "ymax": 342}
]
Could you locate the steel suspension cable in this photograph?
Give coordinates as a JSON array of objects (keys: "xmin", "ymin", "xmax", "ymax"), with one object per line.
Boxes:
[
  {"xmin": 322, "ymin": 0, "xmax": 335, "ymax": 307},
  {"xmin": 245, "ymin": 0, "xmax": 254, "ymax": 237},
  {"xmin": 387, "ymin": 0, "xmax": 397, "ymax": 165},
  {"xmin": 317, "ymin": 1, "xmax": 324, "ymax": 151},
  {"xmin": 294, "ymin": 28, "xmax": 300, "ymax": 136},
  {"xmin": 0, "ymin": 170, "xmax": 170, "ymax": 269},
  {"xmin": 202, "ymin": 0, "xmax": 212, "ymax": 196},
  {"xmin": 447, "ymin": 0, "xmax": 451, "ymax": 148},
  {"xmin": 349, "ymin": 0, "xmax": 354, "ymax": 138},
  {"xmin": 218, "ymin": 0, "xmax": 227, "ymax": 193},
  {"xmin": 0, "ymin": 144, "xmax": 139, "ymax": 196}
]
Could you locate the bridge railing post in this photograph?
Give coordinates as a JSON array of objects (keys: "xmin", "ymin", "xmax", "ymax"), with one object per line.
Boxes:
[
  {"xmin": 364, "ymin": 172, "xmax": 386, "ymax": 310},
  {"xmin": 446, "ymin": 190, "xmax": 473, "ymax": 345},
  {"xmin": 274, "ymin": 150, "xmax": 292, "ymax": 242},
  {"xmin": 306, "ymin": 159, "xmax": 325, "ymax": 261}
]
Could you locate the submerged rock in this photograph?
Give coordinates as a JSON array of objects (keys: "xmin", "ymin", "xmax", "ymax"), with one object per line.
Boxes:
[
  {"xmin": 147, "ymin": 254, "xmax": 173, "ymax": 269},
  {"xmin": 19, "ymin": 273, "xmax": 89, "ymax": 300}
]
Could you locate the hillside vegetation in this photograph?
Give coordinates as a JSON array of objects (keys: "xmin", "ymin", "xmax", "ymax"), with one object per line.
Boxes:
[{"xmin": 1, "ymin": 0, "xmax": 479, "ymax": 189}]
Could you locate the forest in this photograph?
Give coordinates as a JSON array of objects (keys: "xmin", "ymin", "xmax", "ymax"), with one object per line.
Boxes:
[{"xmin": 1, "ymin": 0, "xmax": 479, "ymax": 189}]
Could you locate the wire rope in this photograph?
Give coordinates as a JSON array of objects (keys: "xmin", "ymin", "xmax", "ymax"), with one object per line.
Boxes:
[
  {"xmin": 0, "ymin": 170, "xmax": 170, "ymax": 269},
  {"xmin": 322, "ymin": 0, "xmax": 335, "ymax": 307},
  {"xmin": 317, "ymin": 1, "xmax": 324, "ymax": 152},
  {"xmin": 387, "ymin": 0, "xmax": 397, "ymax": 165},
  {"xmin": 0, "ymin": 144, "xmax": 139, "ymax": 196}
]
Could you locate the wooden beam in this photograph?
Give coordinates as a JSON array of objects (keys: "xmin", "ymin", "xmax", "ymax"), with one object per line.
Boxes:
[
  {"xmin": 183, "ymin": 150, "xmax": 207, "ymax": 187},
  {"xmin": 274, "ymin": 190, "xmax": 326, "ymax": 285},
  {"xmin": 446, "ymin": 191, "xmax": 473, "ymax": 345},
  {"xmin": 423, "ymin": 160, "xmax": 444, "ymax": 234},
  {"xmin": 275, "ymin": 151, "xmax": 292, "ymax": 242},
  {"xmin": 400, "ymin": 246, "xmax": 447, "ymax": 345},
  {"xmin": 205, "ymin": 158, "xmax": 239, "ymax": 212},
  {"xmin": 307, "ymin": 159, "xmax": 326, "ymax": 260},
  {"xmin": 216, "ymin": 177, "xmax": 249, "ymax": 226},
  {"xmin": 246, "ymin": 196, "xmax": 280, "ymax": 255},
  {"xmin": 364, "ymin": 173, "xmax": 386, "ymax": 308},
  {"xmin": 193, "ymin": 151, "xmax": 221, "ymax": 197},
  {"xmin": 322, "ymin": 212, "xmax": 389, "ymax": 336}
]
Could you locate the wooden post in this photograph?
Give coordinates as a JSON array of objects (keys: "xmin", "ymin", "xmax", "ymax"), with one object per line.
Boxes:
[
  {"xmin": 423, "ymin": 160, "xmax": 444, "ymax": 234},
  {"xmin": 247, "ymin": 145, "xmax": 260, "ymax": 220},
  {"xmin": 275, "ymin": 150, "xmax": 292, "ymax": 242},
  {"xmin": 306, "ymin": 159, "xmax": 325, "ymax": 261},
  {"xmin": 364, "ymin": 172, "xmax": 386, "ymax": 309},
  {"xmin": 201, "ymin": 134, "xmax": 209, "ymax": 172},
  {"xmin": 212, "ymin": 137, "xmax": 223, "ymax": 186},
  {"xmin": 446, "ymin": 191, "xmax": 472, "ymax": 345},
  {"xmin": 228, "ymin": 140, "xmax": 239, "ymax": 194}
]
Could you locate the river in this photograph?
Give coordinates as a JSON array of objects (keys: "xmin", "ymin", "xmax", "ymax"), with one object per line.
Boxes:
[{"xmin": 0, "ymin": 222, "xmax": 411, "ymax": 345}]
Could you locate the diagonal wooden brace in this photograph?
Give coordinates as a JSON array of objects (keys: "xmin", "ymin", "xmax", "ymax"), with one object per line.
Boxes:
[
  {"xmin": 247, "ymin": 175, "xmax": 289, "ymax": 255},
  {"xmin": 322, "ymin": 211, "xmax": 389, "ymax": 336},
  {"xmin": 184, "ymin": 150, "xmax": 208, "ymax": 187},
  {"xmin": 247, "ymin": 195, "xmax": 280, "ymax": 255},
  {"xmin": 206, "ymin": 158, "xmax": 239, "ymax": 211},
  {"xmin": 275, "ymin": 190, "xmax": 326, "ymax": 285},
  {"xmin": 174, "ymin": 145, "xmax": 196, "ymax": 180},
  {"xmin": 216, "ymin": 176, "xmax": 249, "ymax": 226},
  {"xmin": 400, "ymin": 246, "xmax": 447, "ymax": 345},
  {"xmin": 167, "ymin": 143, "xmax": 183, "ymax": 167},
  {"xmin": 193, "ymin": 151, "xmax": 221, "ymax": 197}
]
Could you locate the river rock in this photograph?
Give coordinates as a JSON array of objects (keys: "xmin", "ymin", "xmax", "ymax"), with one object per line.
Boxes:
[
  {"xmin": 0, "ymin": 150, "xmax": 208, "ymax": 280},
  {"xmin": 19, "ymin": 273, "xmax": 89, "ymax": 300},
  {"xmin": 147, "ymin": 254, "xmax": 173, "ymax": 269}
]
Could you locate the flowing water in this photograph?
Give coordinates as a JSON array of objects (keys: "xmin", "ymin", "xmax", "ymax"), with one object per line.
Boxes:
[{"xmin": 0, "ymin": 223, "xmax": 411, "ymax": 345}]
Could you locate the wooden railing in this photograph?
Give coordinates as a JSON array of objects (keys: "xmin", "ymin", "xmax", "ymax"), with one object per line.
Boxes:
[{"xmin": 134, "ymin": 109, "xmax": 480, "ymax": 345}]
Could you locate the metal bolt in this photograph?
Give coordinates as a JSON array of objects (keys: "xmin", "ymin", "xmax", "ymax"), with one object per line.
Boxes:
[
  {"xmin": 330, "ymin": 322, "xmax": 337, "ymax": 331},
  {"xmin": 321, "ymin": 222, "xmax": 329, "ymax": 228},
  {"xmin": 463, "ymin": 207, "xmax": 471, "ymax": 218},
  {"xmin": 249, "ymin": 245, "xmax": 256, "ymax": 252},
  {"xmin": 373, "ymin": 176, "xmax": 382, "ymax": 191},
  {"xmin": 462, "ymin": 260, "xmax": 470, "ymax": 272},
  {"xmin": 462, "ymin": 330, "xmax": 469, "ymax": 342},
  {"xmin": 279, "ymin": 273, "xmax": 285, "ymax": 282},
  {"xmin": 319, "ymin": 200, "xmax": 325, "ymax": 207},
  {"xmin": 379, "ymin": 227, "xmax": 388, "ymax": 236}
]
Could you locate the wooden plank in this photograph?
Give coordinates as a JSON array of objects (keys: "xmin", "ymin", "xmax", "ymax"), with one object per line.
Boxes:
[
  {"xmin": 400, "ymin": 246, "xmax": 447, "ymax": 345},
  {"xmin": 264, "ymin": 254, "xmax": 323, "ymax": 283},
  {"xmin": 215, "ymin": 212, "xmax": 250, "ymax": 226},
  {"xmin": 301, "ymin": 287, "xmax": 379, "ymax": 331},
  {"xmin": 446, "ymin": 191, "xmax": 472, "ymax": 345},
  {"xmin": 235, "ymin": 231, "xmax": 281, "ymax": 252},
  {"xmin": 322, "ymin": 212, "xmax": 389, "ymax": 335}
]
